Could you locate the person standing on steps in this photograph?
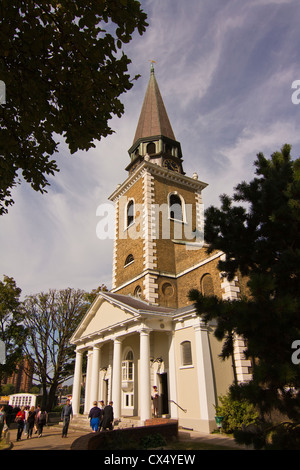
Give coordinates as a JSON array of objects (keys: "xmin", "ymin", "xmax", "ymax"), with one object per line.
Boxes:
[
  {"xmin": 61, "ymin": 399, "xmax": 73, "ymax": 438},
  {"xmin": 151, "ymin": 385, "xmax": 159, "ymax": 417}
]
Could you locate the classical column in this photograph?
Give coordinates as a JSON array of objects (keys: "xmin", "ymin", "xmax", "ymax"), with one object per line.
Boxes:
[
  {"xmin": 90, "ymin": 345, "xmax": 101, "ymax": 407},
  {"xmin": 112, "ymin": 337, "xmax": 122, "ymax": 419},
  {"xmin": 140, "ymin": 329, "xmax": 151, "ymax": 422},
  {"xmin": 84, "ymin": 349, "xmax": 93, "ymax": 414},
  {"xmin": 194, "ymin": 320, "xmax": 216, "ymax": 428},
  {"xmin": 72, "ymin": 349, "xmax": 83, "ymax": 415},
  {"xmin": 167, "ymin": 332, "xmax": 178, "ymax": 419}
]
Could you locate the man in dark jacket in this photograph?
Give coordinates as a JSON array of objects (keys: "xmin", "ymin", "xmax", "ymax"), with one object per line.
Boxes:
[
  {"xmin": 101, "ymin": 401, "xmax": 114, "ymax": 431},
  {"xmin": 88, "ymin": 401, "xmax": 103, "ymax": 432},
  {"xmin": 61, "ymin": 399, "xmax": 73, "ymax": 438}
]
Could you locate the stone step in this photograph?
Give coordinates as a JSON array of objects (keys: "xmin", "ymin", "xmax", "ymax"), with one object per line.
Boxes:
[
  {"xmin": 69, "ymin": 415, "xmax": 142, "ymax": 432},
  {"xmin": 70, "ymin": 416, "xmax": 91, "ymax": 431},
  {"xmin": 116, "ymin": 417, "xmax": 142, "ymax": 429}
]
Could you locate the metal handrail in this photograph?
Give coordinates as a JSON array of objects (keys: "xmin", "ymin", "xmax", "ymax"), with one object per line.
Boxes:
[{"xmin": 168, "ymin": 399, "xmax": 187, "ymax": 413}]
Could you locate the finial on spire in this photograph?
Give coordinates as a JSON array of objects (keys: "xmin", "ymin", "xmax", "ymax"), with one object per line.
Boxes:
[{"xmin": 149, "ymin": 60, "xmax": 156, "ymax": 73}]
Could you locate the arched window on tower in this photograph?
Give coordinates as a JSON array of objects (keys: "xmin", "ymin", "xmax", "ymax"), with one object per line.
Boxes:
[
  {"xmin": 201, "ymin": 273, "xmax": 214, "ymax": 296},
  {"xmin": 124, "ymin": 254, "xmax": 134, "ymax": 267},
  {"xmin": 169, "ymin": 193, "xmax": 183, "ymax": 221},
  {"xmin": 126, "ymin": 199, "xmax": 134, "ymax": 228},
  {"xmin": 165, "ymin": 143, "xmax": 172, "ymax": 155},
  {"xmin": 146, "ymin": 142, "xmax": 156, "ymax": 155},
  {"xmin": 134, "ymin": 285, "xmax": 142, "ymax": 298}
]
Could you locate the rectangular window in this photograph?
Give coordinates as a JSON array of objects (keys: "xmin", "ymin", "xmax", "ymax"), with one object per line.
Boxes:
[
  {"xmin": 181, "ymin": 341, "xmax": 193, "ymax": 366},
  {"xmin": 123, "ymin": 392, "xmax": 134, "ymax": 408},
  {"xmin": 122, "ymin": 360, "xmax": 134, "ymax": 381}
]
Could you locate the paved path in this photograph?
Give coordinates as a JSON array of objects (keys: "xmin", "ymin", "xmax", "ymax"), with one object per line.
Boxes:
[
  {"xmin": 2, "ymin": 426, "xmax": 251, "ymax": 451},
  {"xmin": 178, "ymin": 429, "xmax": 252, "ymax": 450},
  {"xmin": 7, "ymin": 426, "xmax": 89, "ymax": 451}
]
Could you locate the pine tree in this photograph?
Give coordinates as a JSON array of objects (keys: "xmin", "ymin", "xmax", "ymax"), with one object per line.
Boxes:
[{"xmin": 189, "ymin": 144, "xmax": 300, "ymax": 447}]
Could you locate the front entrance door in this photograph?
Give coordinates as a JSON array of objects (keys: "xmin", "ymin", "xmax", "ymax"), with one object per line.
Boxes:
[
  {"xmin": 104, "ymin": 379, "xmax": 109, "ymax": 405},
  {"xmin": 159, "ymin": 373, "xmax": 169, "ymax": 415}
]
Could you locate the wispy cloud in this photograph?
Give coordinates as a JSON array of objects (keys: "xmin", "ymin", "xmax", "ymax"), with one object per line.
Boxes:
[{"xmin": 1, "ymin": 0, "xmax": 300, "ymax": 297}]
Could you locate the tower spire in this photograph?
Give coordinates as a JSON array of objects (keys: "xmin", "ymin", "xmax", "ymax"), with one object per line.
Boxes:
[
  {"xmin": 127, "ymin": 65, "xmax": 184, "ymax": 175},
  {"xmin": 132, "ymin": 65, "xmax": 176, "ymax": 145},
  {"xmin": 150, "ymin": 59, "xmax": 156, "ymax": 74}
]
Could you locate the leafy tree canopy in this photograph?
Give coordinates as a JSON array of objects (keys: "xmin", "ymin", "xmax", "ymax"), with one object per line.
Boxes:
[
  {"xmin": 0, "ymin": 0, "xmax": 148, "ymax": 214},
  {"xmin": 0, "ymin": 275, "xmax": 28, "ymax": 390},
  {"xmin": 22, "ymin": 287, "xmax": 90, "ymax": 410}
]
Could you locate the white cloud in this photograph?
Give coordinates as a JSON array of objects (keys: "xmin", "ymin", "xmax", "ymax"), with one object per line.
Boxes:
[
  {"xmin": 1, "ymin": 0, "xmax": 300, "ymax": 297},
  {"xmin": 220, "ymin": 120, "xmax": 300, "ymax": 175}
]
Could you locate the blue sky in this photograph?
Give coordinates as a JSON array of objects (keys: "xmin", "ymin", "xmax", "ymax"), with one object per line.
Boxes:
[{"xmin": 1, "ymin": 0, "xmax": 300, "ymax": 298}]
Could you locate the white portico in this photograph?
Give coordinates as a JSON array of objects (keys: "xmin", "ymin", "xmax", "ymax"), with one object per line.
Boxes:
[
  {"xmin": 70, "ymin": 291, "xmax": 178, "ymax": 424},
  {"xmin": 70, "ymin": 290, "xmax": 228, "ymax": 432}
]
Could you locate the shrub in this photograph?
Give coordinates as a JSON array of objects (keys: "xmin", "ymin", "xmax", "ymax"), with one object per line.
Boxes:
[
  {"xmin": 215, "ymin": 393, "xmax": 259, "ymax": 434},
  {"xmin": 140, "ymin": 433, "xmax": 167, "ymax": 449}
]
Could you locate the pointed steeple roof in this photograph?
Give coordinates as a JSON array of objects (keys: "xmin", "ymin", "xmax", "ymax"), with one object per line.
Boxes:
[{"xmin": 133, "ymin": 65, "xmax": 176, "ymax": 145}]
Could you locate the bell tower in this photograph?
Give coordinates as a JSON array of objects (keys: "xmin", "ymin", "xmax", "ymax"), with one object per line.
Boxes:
[
  {"xmin": 126, "ymin": 63, "xmax": 184, "ymax": 175},
  {"xmin": 109, "ymin": 66, "xmax": 207, "ymax": 307}
]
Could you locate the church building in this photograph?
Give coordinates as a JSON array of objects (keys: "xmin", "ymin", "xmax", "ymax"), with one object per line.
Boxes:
[{"xmin": 70, "ymin": 65, "xmax": 252, "ymax": 433}]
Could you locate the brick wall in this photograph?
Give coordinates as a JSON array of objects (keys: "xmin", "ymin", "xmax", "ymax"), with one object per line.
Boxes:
[{"xmin": 71, "ymin": 420, "xmax": 179, "ymax": 450}]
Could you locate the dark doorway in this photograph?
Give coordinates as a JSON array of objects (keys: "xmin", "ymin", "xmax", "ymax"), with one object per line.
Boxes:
[
  {"xmin": 104, "ymin": 379, "xmax": 109, "ymax": 405},
  {"xmin": 159, "ymin": 373, "xmax": 169, "ymax": 415}
]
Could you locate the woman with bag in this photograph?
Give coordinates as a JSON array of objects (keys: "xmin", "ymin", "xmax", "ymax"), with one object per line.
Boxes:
[{"xmin": 15, "ymin": 406, "xmax": 26, "ymax": 441}]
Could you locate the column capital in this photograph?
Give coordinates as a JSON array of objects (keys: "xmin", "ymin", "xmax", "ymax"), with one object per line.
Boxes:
[
  {"xmin": 75, "ymin": 348, "xmax": 84, "ymax": 355},
  {"xmin": 112, "ymin": 335, "xmax": 124, "ymax": 344},
  {"xmin": 139, "ymin": 327, "xmax": 152, "ymax": 335}
]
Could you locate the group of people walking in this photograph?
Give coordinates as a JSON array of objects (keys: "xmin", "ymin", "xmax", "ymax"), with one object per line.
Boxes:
[
  {"xmin": 88, "ymin": 400, "xmax": 114, "ymax": 433},
  {"xmin": 0, "ymin": 401, "xmax": 72, "ymax": 443},
  {"xmin": 0, "ymin": 397, "xmax": 115, "ymax": 444},
  {"xmin": 14, "ymin": 405, "xmax": 48, "ymax": 441}
]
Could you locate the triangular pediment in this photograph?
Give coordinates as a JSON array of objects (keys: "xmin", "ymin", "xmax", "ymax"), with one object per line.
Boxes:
[{"xmin": 71, "ymin": 294, "xmax": 139, "ymax": 343}]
